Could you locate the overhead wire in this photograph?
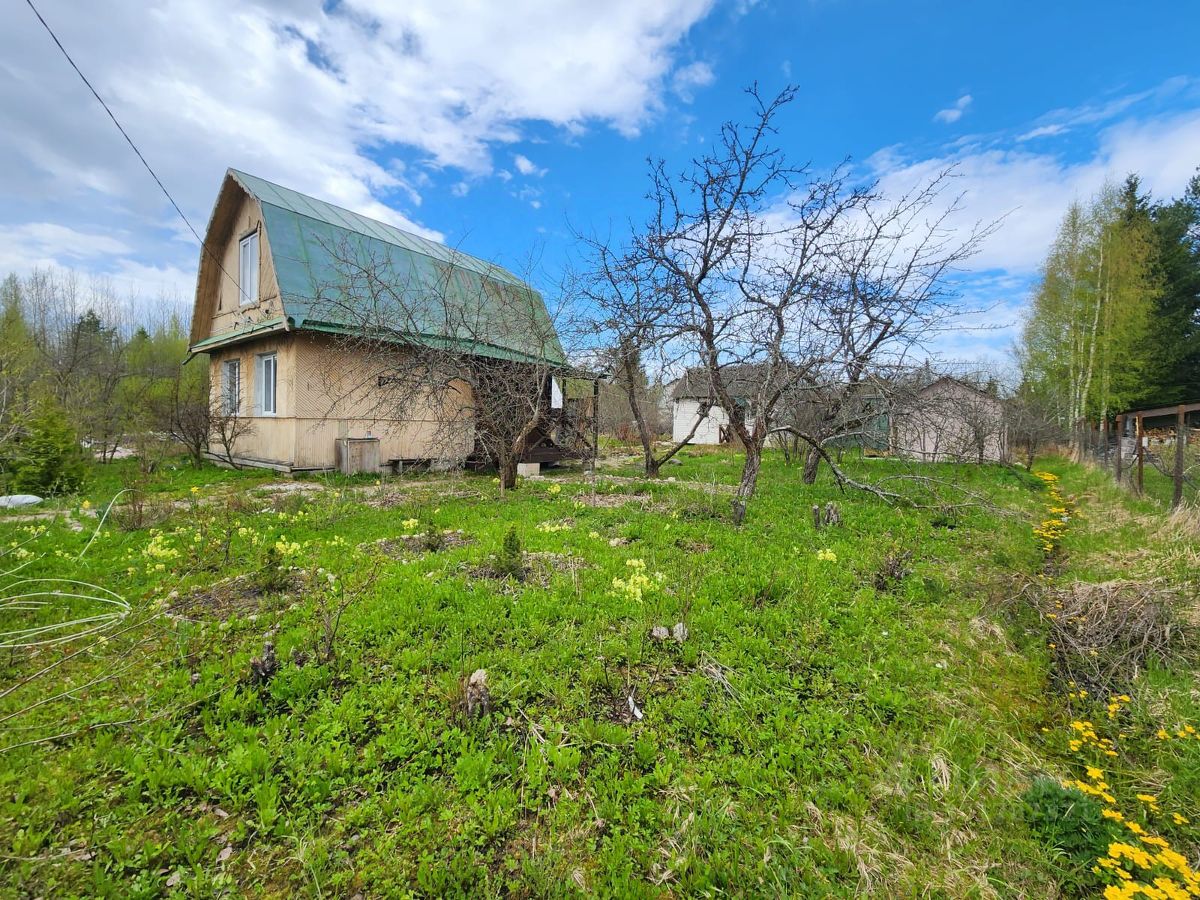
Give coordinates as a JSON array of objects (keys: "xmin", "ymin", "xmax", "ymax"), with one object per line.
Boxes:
[{"xmin": 23, "ymin": 0, "xmax": 244, "ymax": 300}]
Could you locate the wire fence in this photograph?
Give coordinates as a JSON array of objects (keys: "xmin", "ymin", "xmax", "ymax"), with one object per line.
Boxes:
[{"xmin": 1080, "ymin": 416, "xmax": 1199, "ymax": 508}]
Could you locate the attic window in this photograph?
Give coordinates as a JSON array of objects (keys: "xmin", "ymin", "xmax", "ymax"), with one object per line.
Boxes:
[{"xmin": 239, "ymin": 231, "xmax": 259, "ymax": 306}]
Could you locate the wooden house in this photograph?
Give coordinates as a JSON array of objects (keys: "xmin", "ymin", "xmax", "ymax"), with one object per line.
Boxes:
[{"xmin": 188, "ymin": 169, "xmax": 587, "ymax": 473}]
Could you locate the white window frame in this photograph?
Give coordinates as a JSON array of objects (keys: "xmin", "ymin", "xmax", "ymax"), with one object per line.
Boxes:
[
  {"xmin": 239, "ymin": 231, "xmax": 259, "ymax": 306},
  {"xmin": 222, "ymin": 359, "xmax": 240, "ymax": 416},
  {"xmin": 257, "ymin": 352, "xmax": 277, "ymax": 416},
  {"xmin": 550, "ymin": 376, "xmax": 563, "ymax": 410}
]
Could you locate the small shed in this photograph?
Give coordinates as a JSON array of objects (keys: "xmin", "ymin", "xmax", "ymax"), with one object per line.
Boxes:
[
  {"xmin": 891, "ymin": 376, "xmax": 1008, "ymax": 463},
  {"xmin": 669, "ymin": 365, "xmax": 772, "ymax": 445}
]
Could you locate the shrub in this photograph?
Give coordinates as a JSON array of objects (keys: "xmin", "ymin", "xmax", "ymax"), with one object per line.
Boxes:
[
  {"xmin": 7, "ymin": 395, "xmax": 88, "ymax": 496},
  {"xmin": 420, "ymin": 528, "xmax": 447, "ymax": 552},
  {"xmin": 496, "ymin": 526, "xmax": 524, "ymax": 579},
  {"xmin": 253, "ymin": 545, "xmax": 293, "ymax": 594},
  {"xmin": 1021, "ymin": 777, "xmax": 1123, "ymax": 893}
]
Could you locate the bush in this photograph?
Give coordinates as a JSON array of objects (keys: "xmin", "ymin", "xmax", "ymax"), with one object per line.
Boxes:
[
  {"xmin": 7, "ymin": 396, "xmax": 88, "ymax": 496},
  {"xmin": 1021, "ymin": 777, "xmax": 1122, "ymax": 894},
  {"xmin": 496, "ymin": 526, "xmax": 524, "ymax": 579}
]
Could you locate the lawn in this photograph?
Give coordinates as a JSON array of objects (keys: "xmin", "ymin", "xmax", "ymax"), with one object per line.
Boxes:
[{"xmin": 0, "ymin": 451, "xmax": 1196, "ymax": 897}]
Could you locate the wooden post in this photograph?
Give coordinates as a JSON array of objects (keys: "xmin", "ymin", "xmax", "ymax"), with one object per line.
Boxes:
[
  {"xmin": 591, "ymin": 377, "xmax": 600, "ymax": 472},
  {"xmin": 1174, "ymin": 405, "xmax": 1186, "ymax": 508},
  {"xmin": 1114, "ymin": 414, "xmax": 1124, "ymax": 483},
  {"xmin": 1136, "ymin": 415, "xmax": 1145, "ymax": 495}
]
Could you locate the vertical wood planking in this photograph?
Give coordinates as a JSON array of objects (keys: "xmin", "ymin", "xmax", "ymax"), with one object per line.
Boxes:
[{"xmin": 1174, "ymin": 405, "xmax": 1186, "ymax": 508}]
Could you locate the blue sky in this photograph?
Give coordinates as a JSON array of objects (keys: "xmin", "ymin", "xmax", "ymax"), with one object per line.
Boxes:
[{"xmin": 2, "ymin": 0, "xmax": 1199, "ymax": 363}]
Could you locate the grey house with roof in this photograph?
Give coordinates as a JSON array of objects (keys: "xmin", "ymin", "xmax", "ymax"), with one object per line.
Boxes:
[{"xmin": 188, "ymin": 169, "xmax": 575, "ymax": 472}]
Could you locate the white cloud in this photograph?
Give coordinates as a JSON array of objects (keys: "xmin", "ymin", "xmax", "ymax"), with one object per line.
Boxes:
[
  {"xmin": 0, "ymin": 0, "xmax": 718, "ymax": 299},
  {"xmin": 1016, "ymin": 123, "xmax": 1068, "ymax": 142},
  {"xmin": 933, "ymin": 94, "xmax": 973, "ymax": 124},
  {"xmin": 0, "ymin": 223, "xmax": 131, "ymax": 268},
  {"xmin": 671, "ymin": 61, "xmax": 715, "ymax": 101},
  {"xmin": 513, "ymin": 154, "xmax": 547, "ymax": 178},
  {"xmin": 857, "ymin": 89, "xmax": 1200, "ymax": 362},
  {"xmin": 868, "ymin": 105, "xmax": 1200, "ymax": 276}
]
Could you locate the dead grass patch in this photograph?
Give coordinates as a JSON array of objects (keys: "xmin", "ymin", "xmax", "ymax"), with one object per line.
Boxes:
[
  {"xmin": 574, "ymin": 492, "xmax": 653, "ymax": 509},
  {"xmin": 371, "ymin": 530, "xmax": 474, "ymax": 557},
  {"xmin": 1020, "ymin": 579, "xmax": 1193, "ymax": 693},
  {"xmin": 461, "ymin": 551, "xmax": 591, "ymax": 592},
  {"xmin": 177, "ymin": 572, "xmax": 300, "ymax": 619}
]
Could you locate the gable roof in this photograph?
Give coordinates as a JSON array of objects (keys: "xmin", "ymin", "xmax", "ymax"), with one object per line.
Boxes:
[
  {"xmin": 196, "ymin": 169, "xmax": 565, "ymax": 365},
  {"xmin": 671, "ymin": 364, "xmax": 788, "ymax": 402}
]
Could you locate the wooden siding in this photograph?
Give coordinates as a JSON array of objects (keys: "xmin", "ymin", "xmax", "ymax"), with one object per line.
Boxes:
[
  {"xmin": 206, "ymin": 332, "xmax": 475, "ymax": 471},
  {"xmin": 191, "ymin": 178, "xmax": 283, "ymax": 347}
]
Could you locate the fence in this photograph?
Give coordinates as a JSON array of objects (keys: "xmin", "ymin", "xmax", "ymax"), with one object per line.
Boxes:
[{"xmin": 1079, "ymin": 402, "xmax": 1200, "ymax": 508}]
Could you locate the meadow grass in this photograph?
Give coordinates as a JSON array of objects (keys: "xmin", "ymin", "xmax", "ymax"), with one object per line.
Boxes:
[{"xmin": 0, "ymin": 451, "xmax": 1195, "ymax": 897}]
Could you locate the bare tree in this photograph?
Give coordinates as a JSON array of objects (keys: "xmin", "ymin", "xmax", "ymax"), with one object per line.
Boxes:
[
  {"xmin": 145, "ymin": 361, "xmax": 212, "ymax": 468},
  {"xmin": 1006, "ymin": 392, "xmax": 1064, "ymax": 470},
  {"xmin": 209, "ymin": 404, "xmax": 255, "ymax": 470},
  {"xmin": 618, "ymin": 84, "xmax": 990, "ymax": 523},
  {"xmin": 577, "ymin": 248, "xmax": 712, "ymax": 476}
]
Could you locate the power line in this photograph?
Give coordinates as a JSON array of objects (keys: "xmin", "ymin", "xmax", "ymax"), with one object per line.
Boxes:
[{"xmin": 23, "ymin": 0, "xmax": 239, "ymax": 300}]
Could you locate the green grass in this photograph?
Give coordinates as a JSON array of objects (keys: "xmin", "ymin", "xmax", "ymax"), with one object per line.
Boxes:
[{"xmin": 0, "ymin": 452, "xmax": 1195, "ymax": 897}]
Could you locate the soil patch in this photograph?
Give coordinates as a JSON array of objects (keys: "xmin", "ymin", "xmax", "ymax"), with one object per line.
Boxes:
[
  {"xmin": 371, "ymin": 530, "xmax": 474, "ymax": 556},
  {"xmin": 176, "ymin": 572, "xmax": 301, "ymax": 619}
]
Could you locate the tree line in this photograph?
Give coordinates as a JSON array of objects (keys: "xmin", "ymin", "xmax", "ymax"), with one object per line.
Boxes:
[
  {"xmin": 0, "ymin": 269, "xmax": 210, "ymax": 494},
  {"xmin": 1016, "ymin": 171, "xmax": 1200, "ymax": 451}
]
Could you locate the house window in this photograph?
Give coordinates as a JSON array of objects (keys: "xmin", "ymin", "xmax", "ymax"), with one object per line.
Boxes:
[
  {"xmin": 550, "ymin": 376, "xmax": 563, "ymax": 410},
  {"xmin": 257, "ymin": 352, "xmax": 277, "ymax": 416},
  {"xmin": 239, "ymin": 231, "xmax": 259, "ymax": 306},
  {"xmin": 222, "ymin": 359, "xmax": 240, "ymax": 415}
]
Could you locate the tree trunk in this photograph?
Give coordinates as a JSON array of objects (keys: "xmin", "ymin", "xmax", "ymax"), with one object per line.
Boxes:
[
  {"xmin": 644, "ymin": 455, "xmax": 661, "ymax": 478},
  {"xmin": 802, "ymin": 445, "xmax": 821, "ymax": 484},
  {"xmin": 731, "ymin": 442, "xmax": 762, "ymax": 526},
  {"xmin": 500, "ymin": 456, "xmax": 518, "ymax": 491}
]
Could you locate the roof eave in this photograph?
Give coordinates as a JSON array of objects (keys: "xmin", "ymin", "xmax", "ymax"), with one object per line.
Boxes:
[{"xmin": 188, "ymin": 315, "xmax": 289, "ymax": 354}]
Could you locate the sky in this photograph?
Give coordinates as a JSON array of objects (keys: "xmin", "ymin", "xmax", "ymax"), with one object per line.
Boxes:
[{"xmin": 2, "ymin": 0, "xmax": 1199, "ymax": 364}]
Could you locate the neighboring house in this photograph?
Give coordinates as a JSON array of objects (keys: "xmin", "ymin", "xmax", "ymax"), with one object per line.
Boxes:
[
  {"xmin": 670, "ymin": 365, "xmax": 770, "ymax": 445},
  {"xmin": 188, "ymin": 169, "xmax": 577, "ymax": 473},
  {"xmin": 890, "ymin": 376, "xmax": 1008, "ymax": 462}
]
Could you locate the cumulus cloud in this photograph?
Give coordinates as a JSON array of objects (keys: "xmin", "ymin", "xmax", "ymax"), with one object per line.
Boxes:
[
  {"xmin": 933, "ymin": 94, "xmax": 973, "ymax": 124},
  {"xmin": 671, "ymin": 61, "xmax": 715, "ymax": 101},
  {"xmin": 862, "ymin": 88, "xmax": 1200, "ymax": 360},
  {"xmin": 0, "ymin": 0, "xmax": 717, "ymax": 297}
]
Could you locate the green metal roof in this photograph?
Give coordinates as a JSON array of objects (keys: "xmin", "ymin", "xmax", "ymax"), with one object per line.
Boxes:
[{"xmin": 228, "ymin": 169, "xmax": 565, "ymax": 366}]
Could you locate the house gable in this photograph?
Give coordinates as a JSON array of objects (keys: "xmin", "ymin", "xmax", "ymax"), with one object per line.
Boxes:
[{"xmin": 190, "ymin": 174, "xmax": 284, "ymax": 348}]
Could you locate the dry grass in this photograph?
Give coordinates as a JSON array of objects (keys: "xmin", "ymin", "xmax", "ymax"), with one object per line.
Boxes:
[{"xmin": 1022, "ymin": 579, "xmax": 1193, "ymax": 693}]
